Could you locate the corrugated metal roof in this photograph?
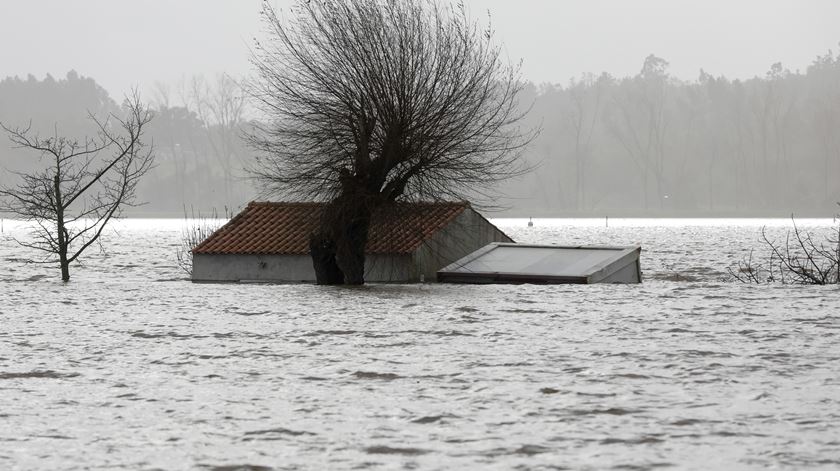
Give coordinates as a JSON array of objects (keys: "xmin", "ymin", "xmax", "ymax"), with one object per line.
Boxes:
[{"xmin": 192, "ymin": 201, "xmax": 469, "ymax": 255}]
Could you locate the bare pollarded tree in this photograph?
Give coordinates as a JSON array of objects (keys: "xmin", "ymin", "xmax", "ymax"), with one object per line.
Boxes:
[
  {"xmin": 0, "ymin": 94, "xmax": 155, "ymax": 282},
  {"xmin": 248, "ymin": 0, "xmax": 535, "ymax": 284}
]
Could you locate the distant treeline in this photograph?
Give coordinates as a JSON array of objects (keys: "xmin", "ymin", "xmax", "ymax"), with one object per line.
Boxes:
[
  {"xmin": 511, "ymin": 50, "xmax": 840, "ymax": 217},
  {"xmin": 1, "ymin": 47, "xmax": 839, "ymax": 216},
  {"xmin": 0, "ymin": 72, "xmax": 255, "ymax": 216}
]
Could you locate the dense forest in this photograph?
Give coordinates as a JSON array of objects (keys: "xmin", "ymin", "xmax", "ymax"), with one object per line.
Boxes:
[
  {"xmin": 512, "ymin": 51, "xmax": 840, "ymax": 216},
  {"xmin": 1, "ymin": 47, "xmax": 839, "ymax": 217},
  {"xmin": 0, "ymin": 72, "xmax": 254, "ymax": 216}
]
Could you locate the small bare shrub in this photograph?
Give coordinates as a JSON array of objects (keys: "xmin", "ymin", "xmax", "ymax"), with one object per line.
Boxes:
[
  {"xmin": 176, "ymin": 206, "xmax": 229, "ymax": 275},
  {"xmin": 729, "ymin": 215, "xmax": 840, "ymax": 285}
]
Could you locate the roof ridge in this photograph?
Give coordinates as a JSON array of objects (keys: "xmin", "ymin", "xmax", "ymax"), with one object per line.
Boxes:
[
  {"xmin": 247, "ymin": 200, "xmax": 470, "ymax": 207},
  {"xmin": 193, "ymin": 201, "xmax": 477, "ymax": 255},
  {"xmin": 248, "ymin": 201, "xmax": 324, "ymax": 206}
]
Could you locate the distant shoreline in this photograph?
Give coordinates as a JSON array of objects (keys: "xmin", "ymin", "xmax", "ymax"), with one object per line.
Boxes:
[
  {"xmin": 3, "ymin": 207, "xmax": 837, "ymax": 220},
  {"xmin": 36, "ymin": 210, "xmax": 839, "ymax": 220}
]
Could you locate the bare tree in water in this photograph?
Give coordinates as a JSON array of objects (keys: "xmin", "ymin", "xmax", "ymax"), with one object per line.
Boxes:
[
  {"xmin": 729, "ymin": 213, "xmax": 840, "ymax": 285},
  {"xmin": 248, "ymin": 0, "xmax": 534, "ymax": 285},
  {"xmin": 0, "ymin": 94, "xmax": 154, "ymax": 282}
]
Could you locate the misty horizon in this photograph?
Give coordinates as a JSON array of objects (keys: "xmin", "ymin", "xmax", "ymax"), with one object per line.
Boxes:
[
  {"xmin": 2, "ymin": 1, "xmax": 840, "ymax": 218},
  {"xmin": 2, "ymin": 0, "xmax": 839, "ymax": 97},
  {"xmin": 4, "ymin": 40, "xmax": 840, "ymax": 218}
]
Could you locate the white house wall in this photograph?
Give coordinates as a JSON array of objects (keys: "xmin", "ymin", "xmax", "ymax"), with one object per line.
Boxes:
[
  {"xmin": 192, "ymin": 253, "xmax": 315, "ymax": 282},
  {"xmin": 193, "ymin": 253, "xmax": 416, "ymax": 283},
  {"xmin": 415, "ymin": 209, "xmax": 513, "ymax": 281},
  {"xmin": 363, "ymin": 255, "xmax": 416, "ymax": 282}
]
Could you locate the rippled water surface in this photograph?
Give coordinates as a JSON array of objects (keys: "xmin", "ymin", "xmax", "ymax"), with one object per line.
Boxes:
[{"xmin": 1, "ymin": 219, "xmax": 839, "ymax": 470}]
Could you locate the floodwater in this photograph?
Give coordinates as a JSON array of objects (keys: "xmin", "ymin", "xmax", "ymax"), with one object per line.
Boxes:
[{"xmin": 1, "ymin": 219, "xmax": 839, "ymax": 470}]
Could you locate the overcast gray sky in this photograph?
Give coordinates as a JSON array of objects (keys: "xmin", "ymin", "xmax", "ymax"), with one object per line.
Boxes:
[{"xmin": 2, "ymin": 0, "xmax": 839, "ymax": 96}]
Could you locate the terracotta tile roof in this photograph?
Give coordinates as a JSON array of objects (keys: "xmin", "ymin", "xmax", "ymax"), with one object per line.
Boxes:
[{"xmin": 192, "ymin": 201, "xmax": 471, "ymax": 255}]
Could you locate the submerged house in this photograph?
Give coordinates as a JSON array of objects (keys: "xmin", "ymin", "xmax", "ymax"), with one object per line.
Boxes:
[
  {"xmin": 191, "ymin": 201, "xmax": 512, "ymax": 283},
  {"xmin": 438, "ymin": 243, "xmax": 642, "ymax": 284}
]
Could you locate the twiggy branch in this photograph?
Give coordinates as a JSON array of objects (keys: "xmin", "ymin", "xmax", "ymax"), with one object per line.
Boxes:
[{"xmin": 729, "ymin": 214, "xmax": 840, "ymax": 285}]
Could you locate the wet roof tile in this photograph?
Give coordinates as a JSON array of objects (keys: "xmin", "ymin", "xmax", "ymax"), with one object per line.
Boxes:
[{"xmin": 193, "ymin": 201, "xmax": 469, "ymax": 255}]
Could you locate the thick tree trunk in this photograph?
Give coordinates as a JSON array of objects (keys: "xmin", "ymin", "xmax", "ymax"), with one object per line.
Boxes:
[
  {"xmin": 309, "ymin": 191, "xmax": 373, "ymax": 285},
  {"xmin": 334, "ymin": 209, "xmax": 370, "ymax": 285},
  {"xmin": 309, "ymin": 232, "xmax": 343, "ymax": 285}
]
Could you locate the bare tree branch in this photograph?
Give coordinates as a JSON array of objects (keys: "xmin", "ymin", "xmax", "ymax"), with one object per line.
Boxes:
[{"xmin": 729, "ymin": 213, "xmax": 840, "ymax": 285}]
